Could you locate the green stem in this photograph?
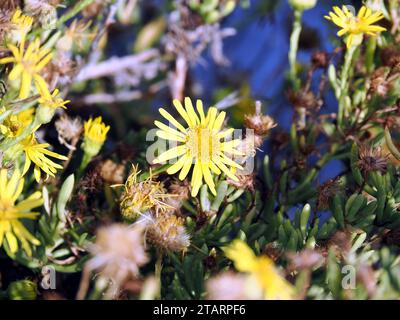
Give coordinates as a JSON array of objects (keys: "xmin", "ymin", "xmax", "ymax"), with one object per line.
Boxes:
[
  {"xmin": 289, "ymin": 9, "xmax": 303, "ymax": 90},
  {"xmin": 78, "ymin": 152, "xmax": 93, "ymax": 178},
  {"xmin": 338, "ymin": 45, "xmax": 357, "ymax": 128},
  {"xmin": 155, "ymin": 250, "xmax": 163, "ymax": 300},
  {"xmin": 57, "ymin": 0, "xmax": 98, "ymax": 27}
]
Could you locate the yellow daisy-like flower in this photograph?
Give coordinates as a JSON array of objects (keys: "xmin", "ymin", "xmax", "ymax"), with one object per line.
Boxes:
[
  {"xmin": 153, "ymin": 97, "xmax": 243, "ymax": 197},
  {"xmin": 38, "ymin": 88, "xmax": 70, "ymax": 110},
  {"xmin": 325, "ymin": 5, "xmax": 386, "ymax": 48},
  {"xmin": 0, "ymin": 169, "xmax": 43, "ymax": 256},
  {"xmin": 10, "ymin": 9, "xmax": 34, "ymax": 43},
  {"xmin": 82, "ymin": 116, "xmax": 110, "ymax": 157},
  {"xmin": 0, "ymin": 38, "xmax": 53, "ymax": 99},
  {"xmin": 0, "ymin": 108, "xmax": 34, "ymax": 138},
  {"xmin": 224, "ymin": 239, "xmax": 295, "ymax": 300},
  {"xmin": 21, "ymin": 134, "xmax": 68, "ymax": 182},
  {"xmin": 36, "ymin": 88, "xmax": 70, "ymax": 124}
]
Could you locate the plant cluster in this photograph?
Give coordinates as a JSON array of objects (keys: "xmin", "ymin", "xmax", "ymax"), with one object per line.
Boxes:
[{"xmin": 0, "ymin": 0, "xmax": 400, "ymax": 301}]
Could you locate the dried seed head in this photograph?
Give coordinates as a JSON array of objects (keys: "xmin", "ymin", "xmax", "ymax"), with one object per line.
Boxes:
[
  {"xmin": 142, "ymin": 213, "xmax": 190, "ymax": 252},
  {"xmin": 325, "ymin": 230, "xmax": 353, "ymax": 258},
  {"xmin": 24, "ymin": 0, "xmax": 57, "ymax": 29},
  {"xmin": 82, "ymin": 0, "xmax": 104, "ymax": 18},
  {"xmin": 226, "ymin": 173, "xmax": 255, "ymax": 191},
  {"xmin": 0, "ymin": 0, "xmax": 22, "ymax": 11},
  {"xmin": 55, "ymin": 114, "xmax": 83, "ymax": 150},
  {"xmin": 169, "ymin": 178, "xmax": 190, "ymax": 200},
  {"xmin": 311, "ymin": 50, "xmax": 329, "ymax": 69},
  {"xmin": 287, "ymin": 89, "xmax": 319, "ymax": 110},
  {"xmin": 118, "ymin": 165, "xmax": 174, "ymax": 219},
  {"xmin": 369, "ymin": 67, "xmax": 391, "ymax": 97},
  {"xmin": 166, "ymin": 178, "xmax": 190, "ymax": 210},
  {"xmin": 381, "ymin": 46, "xmax": 400, "ymax": 68},
  {"xmin": 206, "ymin": 272, "xmax": 263, "ymax": 300},
  {"xmin": 98, "ymin": 159, "xmax": 125, "ymax": 185},
  {"xmin": 42, "ymin": 52, "xmax": 76, "ymax": 87},
  {"xmin": 358, "ymin": 144, "xmax": 388, "ymax": 175},
  {"xmin": 0, "ymin": 10, "xmax": 13, "ymax": 42},
  {"xmin": 244, "ymin": 101, "xmax": 277, "ymax": 137},
  {"xmin": 79, "ymin": 169, "xmax": 104, "ymax": 193},
  {"xmin": 81, "ymin": 224, "xmax": 149, "ymax": 298},
  {"xmin": 317, "ymin": 178, "xmax": 342, "ymax": 210}
]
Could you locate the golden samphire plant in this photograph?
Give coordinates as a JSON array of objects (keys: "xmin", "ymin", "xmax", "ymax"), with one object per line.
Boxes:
[{"xmin": 1, "ymin": 0, "xmax": 400, "ymax": 302}]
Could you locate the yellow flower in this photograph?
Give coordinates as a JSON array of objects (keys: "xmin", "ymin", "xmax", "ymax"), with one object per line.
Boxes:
[
  {"xmin": 0, "ymin": 169, "xmax": 43, "ymax": 256},
  {"xmin": 325, "ymin": 6, "xmax": 386, "ymax": 48},
  {"xmin": 36, "ymin": 88, "xmax": 70, "ymax": 124},
  {"xmin": 0, "ymin": 108, "xmax": 34, "ymax": 138},
  {"xmin": 21, "ymin": 134, "xmax": 68, "ymax": 182},
  {"xmin": 38, "ymin": 88, "xmax": 70, "ymax": 110},
  {"xmin": 224, "ymin": 239, "xmax": 295, "ymax": 300},
  {"xmin": 82, "ymin": 116, "xmax": 110, "ymax": 157},
  {"xmin": 10, "ymin": 9, "xmax": 34, "ymax": 43},
  {"xmin": 0, "ymin": 38, "xmax": 53, "ymax": 99},
  {"xmin": 153, "ymin": 97, "xmax": 243, "ymax": 197}
]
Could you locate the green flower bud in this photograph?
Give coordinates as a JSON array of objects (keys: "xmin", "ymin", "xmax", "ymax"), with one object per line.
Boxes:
[
  {"xmin": 289, "ymin": 0, "xmax": 317, "ymax": 11},
  {"xmin": 35, "ymin": 105, "xmax": 56, "ymax": 125}
]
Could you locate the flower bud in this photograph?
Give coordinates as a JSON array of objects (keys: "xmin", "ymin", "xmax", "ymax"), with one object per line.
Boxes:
[
  {"xmin": 289, "ymin": 0, "xmax": 317, "ymax": 11},
  {"xmin": 81, "ymin": 116, "xmax": 110, "ymax": 158},
  {"xmin": 35, "ymin": 104, "xmax": 55, "ymax": 124}
]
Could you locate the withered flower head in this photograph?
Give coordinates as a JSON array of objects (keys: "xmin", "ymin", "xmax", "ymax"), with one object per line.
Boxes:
[
  {"xmin": 24, "ymin": 0, "xmax": 57, "ymax": 28},
  {"xmin": 317, "ymin": 178, "xmax": 342, "ymax": 210},
  {"xmin": 244, "ymin": 101, "xmax": 277, "ymax": 137},
  {"xmin": 42, "ymin": 52, "xmax": 76, "ymax": 87},
  {"xmin": 78, "ymin": 224, "xmax": 149, "ymax": 299},
  {"xmin": 0, "ymin": 10, "xmax": 13, "ymax": 42},
  {"xmin": 82, "ymin": 0, "xmax": 104, "ymax": 18},
  {"xmin": 227, "ymin": 173, "xmax": 255, "ymax": 191},
  {"xmin": 0, "ymin": 0, "xmax": 21, "ymax": 11},
  {"xmin": 311, "ymin": 51, "xmax": 329, "ymax": 69},
  {"xmin": 117, "ymin": 165, "xmax": 174, "ymax": 220},
  {"xmin": 98, "ymin": 159, "xmax": 125, "ymax": 185},
  {"xmin": 140, "ymin": 213, "xmax": 190, "ymax": 252},
  {"xmin": 206, "ymin": 272, "xmax": 262, "ymax": 300},
  {"xmin": 169, "ymin": 178, "xmax": 190, "ymax": 200},
  {"xmin": 324, "ymin": 230, "xmax": 353, "ymax": 259},
  {"xmin": 55, "ymin": 113, "xmax": 83, "ymax": 150},
  {"xmin": 380, "ymin": 46, "xmax": 400, "ymax": 68},
  {"xmin": 166, "ymin": 178, "xmax": 190, "ymax": 211},
  {"xmin": 287, "ymin": 89, "xmax": 319, "ymax": 110},
  {"xmin": 369, "ymin": 67, "xmax": 392, "ymax": 97},
  {"xmin": 358, "ymin": 144, "xmax": 388, "ymax": 175}
]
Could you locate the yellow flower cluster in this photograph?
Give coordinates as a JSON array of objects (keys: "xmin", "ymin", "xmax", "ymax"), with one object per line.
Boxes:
[
  {"xmin": 224, "ymin": 239, "xmax": 295, "ymax": 300},
  {"xmin": 0, "ymin": 8, "xmax": 81, "ymax": 255}
]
